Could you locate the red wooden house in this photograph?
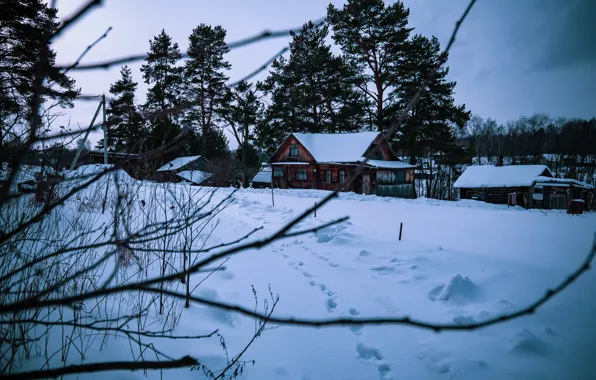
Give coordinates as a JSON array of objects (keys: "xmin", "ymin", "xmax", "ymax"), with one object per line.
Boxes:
[{"xmin": 269, "ymin": 132, "xmax": 415, "ymax": 198}]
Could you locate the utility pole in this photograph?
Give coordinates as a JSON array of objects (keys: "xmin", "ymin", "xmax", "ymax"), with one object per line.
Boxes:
[
  {"xmin": 69, "ymin": 99, "xmax": 103, "ymax": 170},
  {"xmin": 102, "ymin": 94, "xmax": 108, "ymax": 165}
]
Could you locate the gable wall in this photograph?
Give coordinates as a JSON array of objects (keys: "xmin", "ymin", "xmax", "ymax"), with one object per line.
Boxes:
[{"xmin": 270, "ymin": 135, "xmax": 315, "ymax": 163}]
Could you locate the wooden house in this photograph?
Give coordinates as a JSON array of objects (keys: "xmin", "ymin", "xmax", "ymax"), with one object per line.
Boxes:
[
  {"xmin": 154, "ymin": 155, "xmax": 215, "ymax": 185},
  {"xmin": 453, "ymin": 164, "xmax": 593, "ymax": 210},
  {"xmin": 269, "ymin": 132, "xmax": 415, "ymax": 197}
]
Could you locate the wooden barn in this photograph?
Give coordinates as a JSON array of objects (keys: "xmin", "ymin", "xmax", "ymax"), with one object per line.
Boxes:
[
  {"xmin": 269, "ymin": 132, "xmax": 415, "ymax": 197},
  {"xmin": 154, "ymin": 155, "xmax": 215, "ymax": 185},
  {"xmin": 454, "ymin": 164, "xmax": 593, "ymax": 210}
]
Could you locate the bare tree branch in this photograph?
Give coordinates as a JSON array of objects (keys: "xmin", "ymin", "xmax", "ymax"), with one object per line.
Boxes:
[
  {"xmin": 63, "ymin": 26, "xmax": 113, "ymax": 74},
  {"xmin": 3, "ymin": 356, "xmax": 198, "ymax": 380},
  {"xmin": 59, "ymin": 18, "xmax": 325, "ymax": 71}
]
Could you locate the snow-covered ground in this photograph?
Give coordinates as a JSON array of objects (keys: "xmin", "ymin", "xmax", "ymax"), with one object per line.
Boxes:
[{"xmin": 6, "ymin": 168, "xmax": 596, "ymax": 379}]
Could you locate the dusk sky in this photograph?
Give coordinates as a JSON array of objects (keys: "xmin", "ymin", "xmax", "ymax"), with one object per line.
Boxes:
[{"xmin": 51, "ymin": 0, "xmax": 596, "ymax": 149}]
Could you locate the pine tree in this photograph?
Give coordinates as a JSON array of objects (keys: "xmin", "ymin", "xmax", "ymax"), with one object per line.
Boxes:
[
  {"xmin": 183, "ymin": 24, "xmax": 231, "ymax": 158},
  {"xmin": 390, "ymin": 35, "xmax": 470, "ymax": 165},
  {"xmin": 327, "ymin": 0, "xmax": 412, "ymax": 129},
  {"xmin": 0, "ymin": 0, "xmax": 78, "ymax": 164},
  {"xmin": 220, "ymin": 81, "xmax": 263, "ymax": 185},
  {"xmin": 96, "ymin": 66, "xmax": 146, "ymax": 153},
  {"xmin": 257, "ymin": 22, "xmax": 365, "ymax": 153},
  {"xmin": 140, "ymin": 30, "xmax": 183, "ymax": 159}
]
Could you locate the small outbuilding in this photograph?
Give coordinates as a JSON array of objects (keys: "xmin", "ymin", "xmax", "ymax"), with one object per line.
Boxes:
[
  {"xmin": 454, "ymin": 164, "xmax": 593, "ymax": 210},
  {"xmin": 251, "ymin": 166, "xmax": 272, "ymax": 188},
  {"xmin": 154, "ymin": 155, "xmax": 215, "ymax": 185}
]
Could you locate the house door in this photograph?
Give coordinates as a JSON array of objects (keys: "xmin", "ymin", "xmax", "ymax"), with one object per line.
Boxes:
[
  {"xmin": 550, "ymin": 194, "xmax": 566, "ymax": 209},
  {"xmin": 362, "ymin": 174, "xmax": 371, "ymax": 195}
]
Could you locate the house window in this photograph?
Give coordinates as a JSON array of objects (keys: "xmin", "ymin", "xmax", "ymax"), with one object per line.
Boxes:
[
  {"xmin": 290, "ymin": 144, "xmax": 299, "ymax": 157},
  {"xmin": 325, "ymin": 170, "xmax": 332, "ymax": 183},
  {"xmin": 297, "ymin": 169, "xmax": 307, "ymax": 181},
  {"xmin": 339, "ymin": 170, "xmax": 345, "ymax": 184},
  {"xmin": 273, "ymin": 167, "xmax": 283, "ymax": 177}
]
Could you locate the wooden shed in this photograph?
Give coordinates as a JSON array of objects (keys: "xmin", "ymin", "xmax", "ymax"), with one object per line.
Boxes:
[
  {"xmin": 154, "ymin": 155, "xmax": 215, "ymax": 185},
  {"xmin": 269, "ymin": 132, "xmax": 415, "ymax": 198},
  {"xmin": 453, "ymin": 164, "xmax": 593, "ymax": 210}
]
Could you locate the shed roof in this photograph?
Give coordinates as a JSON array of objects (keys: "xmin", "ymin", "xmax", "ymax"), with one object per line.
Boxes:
[
  {"xmin": 157, "ymin": 156, "xmax": 202, "ymax": 172},
  {"xmin": 176, "ymin": 170, "xmax": 211, "ymax": 185},
  {"xmin": 534, "ymin": 176, "xmax": 593, "ymax": 189},
  {"xmin": 360, "ymin": 158, "xmax": 415, "ymax": 169},
  {"xmin": 292, "ymin": 132, "xmax": 381, "ymax": 163},
  {"xmin": 453, "ymin": 165, "xmax": 553, "ymax": 188},
  {"xmin": 252, "ymin": 170, "xmax": 272, "ymax": 184}
]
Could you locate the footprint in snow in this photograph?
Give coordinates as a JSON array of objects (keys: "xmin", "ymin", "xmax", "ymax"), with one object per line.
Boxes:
[
  {"xmin": 298, "ymin": 261, "xmax": 304, "ymax": 266},
  {"xmin": 302, "ymin": 271, "xmax": 314, "ymax": 278},
  {"xmin": 309, "ymin": 280, "xmax": 317, "ymax": 287},
  {"xmin": 319, "ymin": 284, "xmax": 327, "ymax": 291},
  {"xmin": 281, "ymin": 253, "xmax": 289, "ymax": 258},
  {"xmin": 349, "ymin": 308, "xmax": 360, "ymax": 316},
  {"xmin": 356, "ymin": 344, "xmax": 393, "ymax": 379},
  {"xmin": 328, "ymin": 262, "xmax": 339, "ymax": 268},
  {"xmin": 326, "ymin": 298, "xmax": 337, "ymax": 311}
]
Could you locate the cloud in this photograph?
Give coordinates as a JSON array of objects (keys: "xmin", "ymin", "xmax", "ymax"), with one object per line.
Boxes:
[{"xmin": 536, "ymin": 0, "xmax": 596, "ymax": 70}]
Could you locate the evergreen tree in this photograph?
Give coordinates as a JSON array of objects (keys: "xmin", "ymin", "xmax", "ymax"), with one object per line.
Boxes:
[
  {"xmin": 327, "ymin": 0, "xmax": 412, "ymax": 129},
  {"xmin": 183, "ymin": 24, "xmax": 231, "ymax": 158},
  {"xmin": 390, "ymin": 35, "xmax": 470, "ymax": 165},
  {"xmin": 0, "ymin": 0, "xmax": 78, "ymax": 164},
  {"xmin": 140, "ymin": 30, "xmax": 183, "ymax": 160},
  {"xmin": 257, "ymin": 22, "xmax": 365, "ymax": 153},
  {"xmin": 96, "ymin": 66, "xmax": 146, "ymax": 153},
  {"xmin": 220, "ymin": 81, "xmax": 263, "ymax": 185}
]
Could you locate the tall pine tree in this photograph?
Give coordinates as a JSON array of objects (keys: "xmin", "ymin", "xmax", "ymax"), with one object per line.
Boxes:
[
  {"xmin": 0, "ymin": 0, "xmax": 78, "ymax": 164},
  {"xmin": 220, "ymin": 81, "xmax": 264, "ymax": 186},
  {"xmin": 183, "ymin": 24, "xmax": 231, "ymax": 159},
  {"xmin": 390, "ymin": 35, "xmax": 470, "ymax": 165},
  {"xmin": 327, "ymin": 0, "xmax": 412, "ymax": 130},
  {"xmin": 140, "ymin": 30, "xmax": 183, "ymax": 160},
  {"xmin": 96, "ymin": 66, "xmax": 146, "ymax": 153},
  {"xmin": 257, "ymin": 22, "xmax": 365, "ymax": 154}
]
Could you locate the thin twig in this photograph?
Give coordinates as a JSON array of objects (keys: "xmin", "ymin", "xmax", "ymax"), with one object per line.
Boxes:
[
  {"xmin": 59, "ymin": 18, "xmax": 325, "ymax": 71},
  {"xmin": 63, "ymin": 26, "xmax": 113, "ymax": 73}
]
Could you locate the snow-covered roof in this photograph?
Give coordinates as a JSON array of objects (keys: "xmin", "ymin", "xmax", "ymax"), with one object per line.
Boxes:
[
  {"xmin": 176, "ymin": 170, "xmax": 211, "ymax": 185},
  {"xmin": 157, "ymin": 156, "xmax": 202, "ymax": 172},
  {"xmin": 252, "ymin": 170, "xmax": 272, "ymax": 184},
  {"xmin": 453, "ymin": 165, "xmax": 553, "ymax": 188},
  {"xmin": 534, "ymin": 176, "xmax": 593, "ymax": 189},
  {"xmin": 292, "ymin": 132, "xmax": 381, "ymax": 163},
  {"xmin": 360, "ymin": 158, "xmax": 415, "ymax": 169}
]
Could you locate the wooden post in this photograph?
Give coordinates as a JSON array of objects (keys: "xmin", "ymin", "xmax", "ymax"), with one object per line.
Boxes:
[
  {"xmin": 314, "ymin": 202, "xmax": 317, "ymax": 217},
  {"xmin": 271, "ymin": 185, "xmax": 274, "ymax": 206},
  {"xmin": 70, "ymin": 100, "xmax": 102, "ymax": 170},
  {"xmin": 399, "ymin": 222, "xmax": 403, "ymax": 241},
  {"xmin": 102, "ymin": 94, "xmax": 108, "ymax": 165}
]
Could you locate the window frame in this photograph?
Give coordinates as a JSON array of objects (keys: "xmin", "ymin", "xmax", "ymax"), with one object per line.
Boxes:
[
  {"xmin": 296, "ymin": 168, "xmax": 307, "ymax": 181},
  {"xmin": 325, "ymin": 170, "xmax": 332, "ymax": 183},
  {"xmin": 289, "ymin": 143, "xmax": 299, "ymax": 157},
  {"xmin": 339, "ymin": 170, "xmax": 345, "ymax": 184},
  {"xmin": 273, "ymin": 167, "xmax": 283, "ymax": 177}
]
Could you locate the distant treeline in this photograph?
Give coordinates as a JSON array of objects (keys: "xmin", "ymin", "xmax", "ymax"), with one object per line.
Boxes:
[{"xmin": 457, "ymin": 114, "xmax": 596, "ymax": 161}]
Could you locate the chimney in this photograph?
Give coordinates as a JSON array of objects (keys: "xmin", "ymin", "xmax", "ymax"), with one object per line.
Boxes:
[{"xmin": 497, "ymin": 154, "xmax": 504, "ymax": 167}]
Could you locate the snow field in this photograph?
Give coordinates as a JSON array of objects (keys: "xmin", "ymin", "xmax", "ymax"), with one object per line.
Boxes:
[{"xmin": 5, "ymin": 167, "xmax": 595, "ymax": 380}]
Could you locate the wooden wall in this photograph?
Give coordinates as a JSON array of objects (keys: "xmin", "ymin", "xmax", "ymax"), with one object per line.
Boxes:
[{"xmin": 270, "ymin": 135, "xmax": 315, "ymax": 163}]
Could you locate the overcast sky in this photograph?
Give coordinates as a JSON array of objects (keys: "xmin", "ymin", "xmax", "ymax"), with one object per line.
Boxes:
[{"xmin": 50, "ymin": 0, "xmax": 596, "ymax": 149}]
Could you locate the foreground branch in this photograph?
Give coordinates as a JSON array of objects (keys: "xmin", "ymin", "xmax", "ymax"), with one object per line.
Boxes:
[{"xmin": 3, "ymin": 356, "xmax": 198, "ymax": 380}]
